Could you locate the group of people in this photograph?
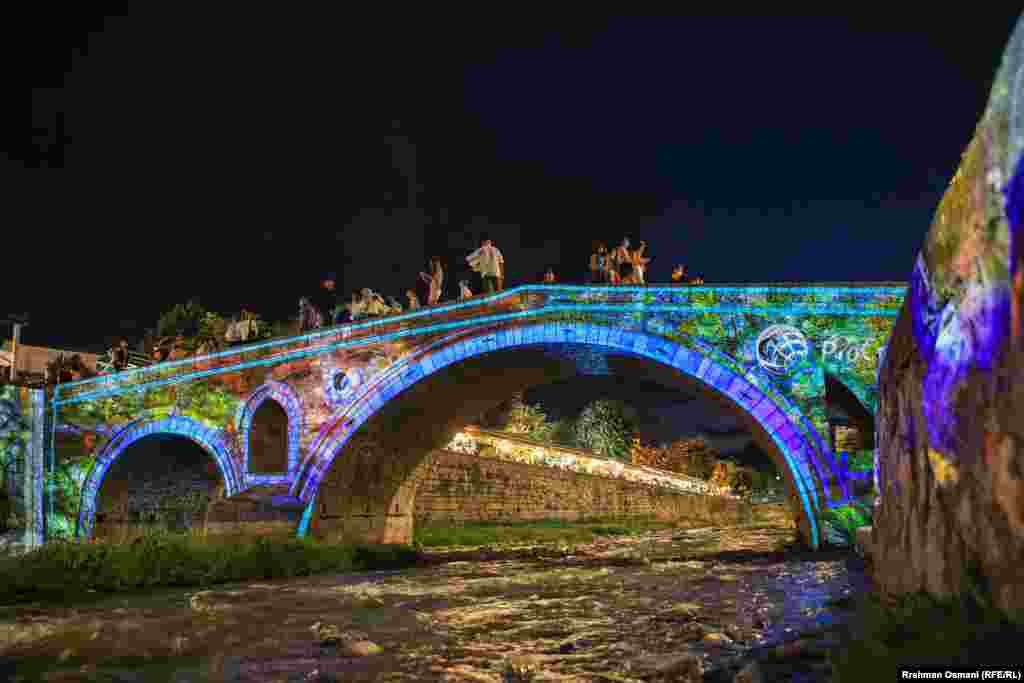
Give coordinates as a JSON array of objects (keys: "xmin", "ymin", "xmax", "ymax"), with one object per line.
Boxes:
[
  {"xmin": 587, "ymin": 237, "xmax": 702, "ymax": 285},
  {"xmin": 298, "ymin": 236, "xmax": 706, "ymax": 333},
  {"xmin": 299, "ymin": 239, "xmax": 507, "ymax": 332},
  {"xmin": 588, "ymin": 238, "xmax": 651, "ymax": 284}
]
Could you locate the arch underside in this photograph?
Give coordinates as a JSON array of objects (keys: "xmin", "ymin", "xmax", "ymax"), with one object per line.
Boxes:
[
  {"xmin": 297, "ymin": 321, "xmax": 834, "ymax": 548},
  {"xmin": 76, "ymin": 415, "xmax": 241, "ymax": 540}
]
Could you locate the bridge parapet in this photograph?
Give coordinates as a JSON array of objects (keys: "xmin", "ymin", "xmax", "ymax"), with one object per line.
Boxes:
[{"xmin": 53, "ymin": 283, "xmax": 905, "ymax": 407}]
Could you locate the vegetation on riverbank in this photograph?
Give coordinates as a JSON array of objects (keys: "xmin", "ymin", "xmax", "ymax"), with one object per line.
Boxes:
[
  {"xmin": 817, "ymin": 501, "xmax": 872, "ymax": 546},
  {"xmin": 0, "ymin": 532, "xmax": 419, "ymax": 606},
  {"xmin": 413, "ymin": 515, "xmax": 677, "ymax": 548},
  {"xmin": 832, "ymin": 578, "xmax": 1024, "ymax": 681},
  {"xmin": 0, "ymin": 517, "xmax": 676, "ymax": 605}
]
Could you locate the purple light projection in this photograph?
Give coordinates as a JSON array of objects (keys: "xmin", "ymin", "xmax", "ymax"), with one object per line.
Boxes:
[
  {"xmin": 293, "ymin": 322, "xmax": 829, "ymax": 548},
  {"xmin": 237, "ymin": 381, "xmax": 304, "ymax": 485},
  {"xmin": 76, "ymin": 415, "xmax": 241, "ymax": 540}
]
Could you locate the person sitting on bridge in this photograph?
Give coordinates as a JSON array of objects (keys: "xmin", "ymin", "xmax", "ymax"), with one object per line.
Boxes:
[
  {"xmin": 166, "ymin": 336, "xmax": 187, "ymax": 361},
  {"xmin": 459, "ymin": 280, "xmax": 473, "ymax": 300},
  {"xmin": 419, "ymin": 257, "xmax": 444, "ymax": 306},
  {"xmin": 298, "ymin": 297, "xmax": 323, "ymax": 331},
  {"xmin": 406, "ymin": 288, "xmax": 420, "ymax": 310},
  {"xmin": 671, "ymin": 264, "xmax": 687, "ymax": 283},
  {"xmin": 360, "ymin": 288, "xmax": 391, "ymax": 317},
  {"xmin": 342, "ymin": 290, "xmax": 364, "ymax": 321},
  {"xmin": 386, "ymin": 295, "xmax": 404, "ymax": 314},
  {"xmin": 542, "ymin": 267, "xmax": 556, "ymax": 283}
]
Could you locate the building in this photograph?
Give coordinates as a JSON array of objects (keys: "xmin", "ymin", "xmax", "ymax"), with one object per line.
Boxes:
[{"xmin": 0, "ymin": 342, "xmax": 99, "ymax": 380}]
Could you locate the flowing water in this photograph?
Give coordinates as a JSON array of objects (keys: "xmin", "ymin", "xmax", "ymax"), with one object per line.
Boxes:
[{"xmin": 0, "ymin": 524, "xmax": 868, "ymax": 682}]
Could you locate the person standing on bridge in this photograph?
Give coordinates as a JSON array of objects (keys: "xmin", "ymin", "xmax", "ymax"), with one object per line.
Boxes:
[
  {"xmin": 112, "ymin": 339, "xmax": 130, "ymax": 371},
  {"xmin": 345, "ymin": 290, "xmax": 365, "ymax": 321},
  {"xmin": 458, "ymin": 280, "xmax": 474, "ymax": 300},
  {"xmin": 419, "ymin": 257, "xmax": 444, "ymax": 306},
  {"xmin": 590, "ymin": 243, "xmax": 609, "ymax": 283},
  {"xmin": 312, "ymin": 273, "xmax": 341, "ymax": 326},
  {"xmin": 671, "ymin": 264, "xmax": 687, "ymax": 284},
  {"xmin": 542, "ymin": 267, "xmax": 556, "ymax": 283},
  {"xmin": 406, "ymin": 288, "xmax": 420, "ymax": 310},
  {"xmin": 630, "ymin": 240, "xmax": 650, "ymax": 285},
  {"xmin": 466, "ymin": 238, "xmax": 504, "ymax": 294},
  {"xmin": 611, "ymin": 238, "xmax": 631, "ymax": 284}
]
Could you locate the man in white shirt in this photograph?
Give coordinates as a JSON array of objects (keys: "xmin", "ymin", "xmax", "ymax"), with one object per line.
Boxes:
[{"xmin": 466, "ymin": 239, "xmax": 505, "ymax": 294}]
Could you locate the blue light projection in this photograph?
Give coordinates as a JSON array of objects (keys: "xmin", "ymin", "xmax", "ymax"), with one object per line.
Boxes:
[
  {"xmin": 295, "ymin": 322, "xmax": 824, "ymax": 548},
  {"xmin": 53, "ymin": 284, "xmax": 905, "ymax": 405},
  {"xmin": 54, "ymin": 300, "xmax": 903, "ymax": 409},
  {"xmin": 76, "ymin": 415, "xmax": 241, "ymax": 539},
  {"xmin": 236, "ymin": 381, "xmax": 304, "ymax": 486}
]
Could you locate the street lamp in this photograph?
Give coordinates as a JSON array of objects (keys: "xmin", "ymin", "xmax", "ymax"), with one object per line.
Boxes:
[{"xmin": 2, "ymin": 314, "xmax": 29, "ymax": 383}]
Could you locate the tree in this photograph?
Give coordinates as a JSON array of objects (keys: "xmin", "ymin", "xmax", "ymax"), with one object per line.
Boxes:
[
  {"xmin": 157, "ymin": 300, "xmax": 207, "ymax": 338},
  {"xmin": 504, "ymin": 400, "xmax": 556, "ymax": 441},
  {"xmin": 574, "ymin": 399, "xmax": 636, "ymax": 461},
  {"xmin": 550, "ymin": 418, "xmax": 577, "ymax": 448}
]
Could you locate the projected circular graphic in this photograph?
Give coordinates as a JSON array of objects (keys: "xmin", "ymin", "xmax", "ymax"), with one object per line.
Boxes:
[
  {"xmin": 335, "ymin": 368, "xmax": 362, "ymax": 393},
  {"xmin": 756, "ymin": 324, "xmax": 810, "ymax": 376},
  {"xmin": 326, "ymin": 367, "xmax": 363, "ymax": 405}
]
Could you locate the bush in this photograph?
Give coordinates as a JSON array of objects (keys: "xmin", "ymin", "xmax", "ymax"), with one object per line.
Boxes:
[
  {"xmin": 817, "ymin": 501, "xmax": 872, "ymax": 547},
  {"xmin": 832, "ymin": 575, "xmax": 1024, "ymax": 681},
  {"xmin": 846, "ymin": 449, "xmax": 874, "ymax": 472},
  {"xmin": 0, "ymin": 531, "xmax": 420, "ymax": 606}
]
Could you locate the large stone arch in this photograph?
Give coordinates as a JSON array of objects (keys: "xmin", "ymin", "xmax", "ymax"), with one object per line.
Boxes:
[
  {"xmin": 76, "ymin": 415, "xmax": 242, "ymax": 540},
  {"xmin": 295, "ymin": 322, "xmax": 833, "ymax": 547},
  {"xmin": 236, "ymin": 381, "xmax": 304, "ymax": 484}
]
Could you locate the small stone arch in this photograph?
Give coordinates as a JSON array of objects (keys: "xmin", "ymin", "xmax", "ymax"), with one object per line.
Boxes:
[
  {"xmin": 76, "ymin": 415, "xmax": 241, "ymax": 540},
  {"xmin": 237, "ymin": 381, "xmax": 303, "ymax": 484},
  {"xmin": 294, "ymin": 322, "xmax": 831, "ymax": 548}
]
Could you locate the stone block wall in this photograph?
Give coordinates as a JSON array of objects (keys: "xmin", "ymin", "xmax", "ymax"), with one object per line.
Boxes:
[
  {"xmin": 750, "ymin": 501, "xmax": 796, "ymax": 529},
  {"xmin": 93, "ymin": 456, "xmax": 220, "ymax": 542},
  {"xmin": 413, "ymin": 449, "xmax": 752, "ymax": 526}
]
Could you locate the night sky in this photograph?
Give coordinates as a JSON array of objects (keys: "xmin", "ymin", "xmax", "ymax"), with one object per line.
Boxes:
[{"xmin": 4, "ymin": 11, "xmax": 1021, "ymax": 352}]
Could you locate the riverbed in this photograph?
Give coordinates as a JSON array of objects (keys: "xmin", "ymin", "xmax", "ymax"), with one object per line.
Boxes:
[{"xmin": 0, "ymin": 524, "xmax": 868, "ymax": 682}]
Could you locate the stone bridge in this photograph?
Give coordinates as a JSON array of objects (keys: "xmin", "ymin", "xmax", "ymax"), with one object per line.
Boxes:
[{"xmin": 46, "ymin": 283, "xmax": 904, "ymax": 549}]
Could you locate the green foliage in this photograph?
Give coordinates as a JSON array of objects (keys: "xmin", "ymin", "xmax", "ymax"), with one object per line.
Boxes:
[
  {"xmin": 504, "ymin": 400, "xmax": 554, "ymax": 440},
  {"xmin": 156, "ymin": 299, "xmax": 207, "ymax": 338},
  {"xmin": 549, "ymin": 418, "xmax": 578, "ymax": 448},
  {"xmin": 574, "ymin": 399, "xmax": 636, "ymax": 461},
  {"xmin": 0, "ymin": 532, "xmax": 421, "ymax": 605},
  {"xmin": 266, "ymin": 318, "xmax": 295, "ymax": 340},
  {"xmin": 46, "ymin": 511, "xmax": 74, "ymax": 540},
  {"xmin": 748, "ymin": 467, "xmax": 784, "ymax": 497},
  {"xmin": 413, "ymin": 516, "xmax": 674, "ymax": 548},
  {"xmin": 817, "ymin": 501, "xmax": 872, "ymax": 547},
  {"xmin": 847, "ymin": 449, "xmax": 874, "ymax": 472},
  {"xmin": 832, "ymin": 584, "xmax": 1024, "ymax": 680}
]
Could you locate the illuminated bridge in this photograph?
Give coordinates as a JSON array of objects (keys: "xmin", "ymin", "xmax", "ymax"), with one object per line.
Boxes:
[{"xmin": 42, "ymin": 283, "xmax": 905, "ymax": 549}]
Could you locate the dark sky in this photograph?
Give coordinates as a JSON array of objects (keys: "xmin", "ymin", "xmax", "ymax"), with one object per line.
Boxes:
[{"xmin": 4, "ymin": 11, "xmax": 1021, "ymax": 351}]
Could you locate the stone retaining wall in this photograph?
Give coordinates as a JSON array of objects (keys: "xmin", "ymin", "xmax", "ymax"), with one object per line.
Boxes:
[
  {"xmin": 413, "ymin": 449, "xmax": 752, "ymax": 526},
  {"xmin": 750, "ymin": 502, "xmax": 796, "ymax": 529}
]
